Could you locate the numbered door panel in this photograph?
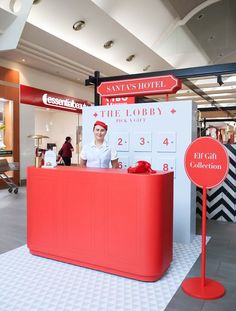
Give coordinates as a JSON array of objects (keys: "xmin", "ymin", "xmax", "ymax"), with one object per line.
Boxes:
[
  {"xmin": 155, "ymin": 132, "xmax": 176, "ymax": 153},
  {"xmin": 152, "ymin": 157, "xmax": 176, "ymax": 178},
  {"xmin": 132, "ymin": 132, "xmax": 152, "ymax": 152},
  {"xmin": 109, "ymin": 132, "xmax": 130, "ymax": 151},
  {"xmin": 117, "ymin": 156, "xmax": 129, "ymax": 169}
]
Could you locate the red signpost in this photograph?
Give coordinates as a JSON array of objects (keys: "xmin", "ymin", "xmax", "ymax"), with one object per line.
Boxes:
[
  {"xmin": 97, "ymin": 75, "xmax": 182, "ymax": 97},
  {"xmin": 182, "ymin": 137, "xmax": 229, "ymax": 299}
]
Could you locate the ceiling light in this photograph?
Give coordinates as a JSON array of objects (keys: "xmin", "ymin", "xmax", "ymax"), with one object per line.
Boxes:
[
  {"xmin": 197, "ymin": 13, "xmax": 204, "ymax": 20},
  {"xmin": 126, "ymin": 54, "xmax": 135, "ymax": 62},
  {"xmin": 217, "ymin": 75, "xmax": 224, "ymax": 86},
  {"xmin": 9, "ymin": 0, "xmax": 22, "ymax": 13},
  {"xmin": 0, "ymin": 98, "xmax": 8, "ymax": 102},
  {"xmin": 176, "ymin": 95, "xmax": 199, "ymax": 99},
  {"xmin": 208, "ymin": 35, "xmax": 215, "ymax": 41},
  {"xmin": 33, "ymin": 0, "xmax": 42, "ymax": 4},
  {"xmin": 73, "ymin": 20, "xmax": 85, "ymax": 31},
  {"xmin": 104, "ymin": 40, "xmax": 114, "ymax": 49},
  {"xmin": 202, "ymin": 86, "xmax": 234, "ymax": 92},
  {"xmin": 143, "ymin": 65, "xmax": 151, "ymax": 71},
  {"xmin": 206, "ymin": 93, "xmax": 233, "ymax": 97}
]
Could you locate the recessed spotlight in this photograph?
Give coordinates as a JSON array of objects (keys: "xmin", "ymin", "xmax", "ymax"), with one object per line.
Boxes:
[
  {"xmin": 21, "ymin": 58, "xmax": 25, "ymax": 62},
  {"xmin": 197, "ymin": 13, "xmax": 204, "ymax": 20},
  {"xmin": 126, "ymin": 54, "xmax": 135, "ymax": 62},
  {"xmin": 217, "ymin": 75, "xmax": 224, "ymax": 86},
  {"xmin": 208, "ymin": 35, "xmax": 215, "ymax": 41},
  {"xmin": 104, "ymin": 40, "xmax": 114, "ymax": 49},
  {"xmin": 73, "ymin": 20, "xmax": 85, "ymax": 31},
  {"xmin": 143, "ymin": 65, "xmax": 151, "ymax": 71},
  {"xmin": 0, "ymin": 98, "xmax": 8, "ymax": 102},
  {"xmin": 33, "ymin": 0, "xmax": 42, "ymax": 4},
  {"xmin": 9, "ymin": 0, "xmax": 22, "ymax": 13}
]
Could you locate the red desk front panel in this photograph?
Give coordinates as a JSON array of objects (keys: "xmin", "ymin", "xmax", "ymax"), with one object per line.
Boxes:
[{"xmin": 27, "ymin": 166, "xmax": 173, "ymax": 281}]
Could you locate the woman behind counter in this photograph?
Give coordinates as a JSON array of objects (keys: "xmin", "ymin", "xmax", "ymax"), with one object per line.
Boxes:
[{"xmin": 80, "ymin": 121, "xmax": 118, "ymax": 168}]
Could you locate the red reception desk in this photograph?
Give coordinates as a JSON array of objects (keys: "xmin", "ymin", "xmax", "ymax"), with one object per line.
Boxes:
[{"xmin": 27, "ymin": 166, "xmax": 173, "ymax": 282}]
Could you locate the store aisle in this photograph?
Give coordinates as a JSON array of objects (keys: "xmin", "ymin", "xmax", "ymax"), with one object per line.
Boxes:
[{"xmin": 0, "ymin": 187, "xmax": 26, "ymax": 254}]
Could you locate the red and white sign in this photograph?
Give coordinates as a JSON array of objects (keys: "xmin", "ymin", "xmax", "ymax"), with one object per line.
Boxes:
[
  {"xmin": 101, "ymin": 96, "xmax": 135, "ymax": 105},
  {"xmin": 183, "ymin": 138, "xmax": 227, "ymax": 300},
  {"xmin": 97, "ymin": 75, "xmax": 181, "ymax": 97},
  {"xmin": 20, "ymin": 85, "xmax": 92, "ymax": 113},
  {"xmin": 184, "ymin": 137, "xmax": 229, "ymax": 188}
]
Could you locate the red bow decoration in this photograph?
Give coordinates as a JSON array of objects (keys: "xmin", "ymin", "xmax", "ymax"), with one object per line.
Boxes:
[{"xmin": 127, "ymin": 161, "xmax": 156, "ymax": 174}]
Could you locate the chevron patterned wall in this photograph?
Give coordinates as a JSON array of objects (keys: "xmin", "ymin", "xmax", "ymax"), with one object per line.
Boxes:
[{"xmin": 196, "ymin": 144, "xmax": 236, "ymax": 222}]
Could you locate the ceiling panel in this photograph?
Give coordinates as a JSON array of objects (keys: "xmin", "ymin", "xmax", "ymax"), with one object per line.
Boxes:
[{"xmin": 0, "ymin": 0, "xmax": 236, "ymax": 129}]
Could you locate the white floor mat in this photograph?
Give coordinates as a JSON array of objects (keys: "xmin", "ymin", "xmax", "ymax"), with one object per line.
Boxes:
[{"xmin": 0, "ymin": 236, "xmax": 205, "ymax": 311}]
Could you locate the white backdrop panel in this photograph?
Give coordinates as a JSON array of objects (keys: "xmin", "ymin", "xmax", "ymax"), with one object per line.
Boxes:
[{"xmin": 82, "ymin": 101, "xmax": 197, "ymax": 243}]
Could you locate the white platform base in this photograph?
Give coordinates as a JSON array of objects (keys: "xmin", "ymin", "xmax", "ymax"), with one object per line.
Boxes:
[{"xmin": 0, "ymin": 236, "xmax": 206, "ymax": 311}]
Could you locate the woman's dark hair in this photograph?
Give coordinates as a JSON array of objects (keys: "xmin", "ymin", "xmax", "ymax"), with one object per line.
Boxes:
[{"xmin": 65, "ymin": 136, "xmax": 71, "ymax": 142}]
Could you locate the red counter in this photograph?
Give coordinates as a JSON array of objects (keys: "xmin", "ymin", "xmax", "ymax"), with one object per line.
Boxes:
[{"xmin": 27, "ymin": 166, "xmax": 173, "ymax": 282}]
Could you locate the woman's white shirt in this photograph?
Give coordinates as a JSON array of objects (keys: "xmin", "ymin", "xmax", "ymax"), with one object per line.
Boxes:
[{"xmin": 80, "ymin": 141, "xmax": 118, "ymax": 168}]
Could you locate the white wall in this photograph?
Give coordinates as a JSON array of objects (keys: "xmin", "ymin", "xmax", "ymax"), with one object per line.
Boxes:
[{"xmin": 35, "ymin": 108, "xmax": 79, "ymax": 163}]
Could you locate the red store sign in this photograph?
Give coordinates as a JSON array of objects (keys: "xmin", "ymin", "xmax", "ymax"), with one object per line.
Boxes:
[
  {"xmin": 20, "ymin": 85, "xmax": 92, "ymax": 113},
  {"xmin": 97, "ymin": 75, "xmax": 182, "ymax": 97}
]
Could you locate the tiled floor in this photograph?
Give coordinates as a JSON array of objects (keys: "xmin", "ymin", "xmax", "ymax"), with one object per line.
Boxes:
[
  {"xmin": 0, "ymin": 237, "xmax": 204, "ymax": 311},
  {"xmin": 166, "ymin": 221, "xmax": 236, "ymax": 311},
  {"xmin": 1, "ymin": 186, "xmax": 236, "ymax": 310},
  {"xmin": 0, "ymin": 186, "xmax": 26, "ymax": 254}
]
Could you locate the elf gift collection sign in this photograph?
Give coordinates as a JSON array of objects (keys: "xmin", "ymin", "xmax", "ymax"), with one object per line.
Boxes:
[{"xmin": 185, "ymin": 137, "xmax": 229, "ymax": 188}]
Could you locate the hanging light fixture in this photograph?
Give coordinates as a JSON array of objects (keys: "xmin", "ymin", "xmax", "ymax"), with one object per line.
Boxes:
[
  {"xmin": 104, "ymin": 40, "xmax": 114, "ymax": 49},
  {"xmin": 217, "ymin": 75, "xmax": 224, "ymax": 86},
  {"xmin": 73, "ymin": 20, "xmax": 86, "ymax": 31},
  {"xmin": 9, "ymin": 0, "xmax": 22, "ymax": 13},
  {"xmin": 126, "ymin": 54, "xmax": 135, "ymax": 62},
  {"xmin": 143, "ymin": 65, "xmax": 151, "ymax": 71}
]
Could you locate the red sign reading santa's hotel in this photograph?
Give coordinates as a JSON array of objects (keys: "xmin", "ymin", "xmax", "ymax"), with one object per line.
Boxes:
[{"xmin": 97, "ymin": 75, "xmax": 182, "ymax": 97}]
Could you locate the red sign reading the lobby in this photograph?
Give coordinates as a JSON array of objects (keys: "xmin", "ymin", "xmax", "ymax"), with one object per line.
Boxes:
[
  {"xmin": 184, "ymin": 137, "xmax": 229, "ymax": 188},
  {"xmin": 20, "ymin": 85, "xmax": 92, "ymax": 113},
  {"xmin": 97, "ymin": 75, "xmax": 182, "ymax": 97}
]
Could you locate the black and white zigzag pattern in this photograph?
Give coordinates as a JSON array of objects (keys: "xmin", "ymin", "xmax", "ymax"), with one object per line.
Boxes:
[{"xmin": 196, "ymin": 144, "xmax": 236, "ymax": 222}]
